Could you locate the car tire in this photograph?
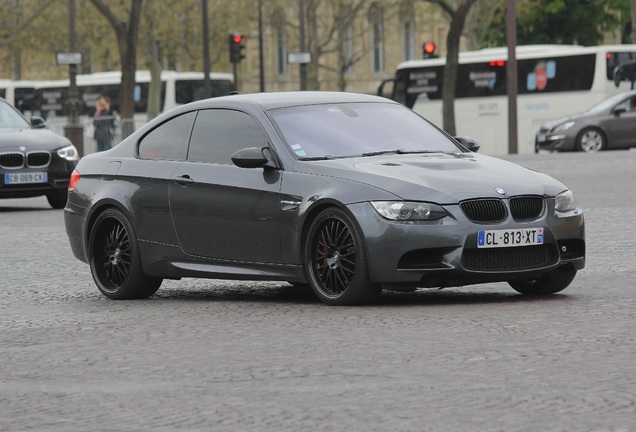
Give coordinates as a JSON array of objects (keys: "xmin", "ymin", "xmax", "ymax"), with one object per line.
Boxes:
[
  {"xmin": 46, "ymin": 191, "xmax": 68, "ymax": 209},
  {"xmin": 89, "ymin": 208, "xmax": 162, "ymax": 299},
  {"xmin": 304, "ymin": 207, "xmax": 381, "ymax": 305},
  {"xmin": 576, "ymin": 128, "xmax": 606, "ymax": 152},
  {"xmin": 508, "ymin": 265, "xmax": 576, "ymax": 296}
]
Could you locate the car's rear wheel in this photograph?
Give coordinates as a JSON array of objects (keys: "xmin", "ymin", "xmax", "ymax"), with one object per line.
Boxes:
[
  {"xmin": 304, "ymin": 207, "xmax": 381, "ymax": 305},
  {"xmin": 46, "ymin": 190, "xmax": 68, "ymax": 209},
  {"xmin": 89, "ymin": 208, "xmax": 162, "ymax": 299},
  {"xmin": 508, "ymin": 265, "xmax": 576, "ymax": 296},
  {"xmin": 576, "ymin": 128, "xmax": 606, "ymax": 152}
]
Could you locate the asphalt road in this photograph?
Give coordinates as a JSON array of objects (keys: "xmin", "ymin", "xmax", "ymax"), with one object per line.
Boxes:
[{"xmin": 1, "ymin": 150, "xmax": 635, "ymax": 432}]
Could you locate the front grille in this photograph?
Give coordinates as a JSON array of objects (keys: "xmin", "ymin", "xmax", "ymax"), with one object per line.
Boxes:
[
  {"xmin": 26, "ymin": 151, "xmax": 51, "ymax": 168},
  {"xmin": 460, "ymin": 199, "xmax": 507, "ymax": 223},
  {"xmin": 510, "ymin": 196, "xmax": 544, "ymax": 221},
  {"xmin": 462, "ymin": 245, "xmax": 557, "ymax": 271},
  {"xmin": 0, "ymin": 152, "xmax": 25, "ymax": 169}
]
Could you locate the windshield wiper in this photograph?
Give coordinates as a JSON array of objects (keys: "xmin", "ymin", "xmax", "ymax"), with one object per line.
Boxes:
[
  {"xmin": 298, "ymin": 155, "xmax": 337, "ymax": 161},
  {"xmin": 361, "ymin": 150, "xmax": 399, "ymax": 157},
  {"xmin": 361, "ymin": 149, "xmax": 441, "ymax": 157}
]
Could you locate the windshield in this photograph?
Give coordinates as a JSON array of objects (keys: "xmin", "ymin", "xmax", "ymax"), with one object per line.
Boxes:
[
  {"xmin": 0, "ymin": 99, "xmax": 30, "ymax": 129},
  {"xmin": 586, "ymin": 93, "xmax": 632, "ymax": 114},
  {"xmin": 268, "ymin": 102, "xmax": 461, "ymax": 159}
]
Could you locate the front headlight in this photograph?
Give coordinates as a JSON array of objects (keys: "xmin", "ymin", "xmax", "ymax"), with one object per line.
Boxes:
[
  {"xmin": 555, "ymin": 190, "xmax": 576, "ymax": 212},
  {"xmin": 553, "ymin": 120, "xmax": 575, "ymax": 132},
  {"xmin": 371, "ymin": 201, "xmax": 447, "ymax": 221},
  {"xmin": 57, "ymin": 145, "xmax": 79, "ymax": 161}
]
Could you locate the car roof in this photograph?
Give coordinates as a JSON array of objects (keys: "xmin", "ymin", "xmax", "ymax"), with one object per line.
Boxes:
[{"xmin": 187, "ymin": 91, "xmax": 395, "ymax": 111}]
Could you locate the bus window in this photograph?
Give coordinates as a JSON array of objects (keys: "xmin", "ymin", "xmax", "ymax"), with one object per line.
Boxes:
[
  {"xmin": 14, "ymin": 87, "xmax": 36, "ymax": 113},
  {"xmin": 175, "ymin": 79, "xmax": 231, "ymax": 104},
  {"xmin": 519, "ymin": 54, "xmax": 595, "ymax": 94},
  {"xmin": 606, "ymin": 52, "xmax": 636, "ymax": 80}
]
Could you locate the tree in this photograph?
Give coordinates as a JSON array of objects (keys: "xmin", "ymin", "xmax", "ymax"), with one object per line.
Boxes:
[
  {"xmin": 422, "ymin": 0, "xmax": 478, "ymax": 136},
  {"xmin": 632, "ymin": 0, "xmax": 636, "ymax": 43},
  {"xmin": 90, "ymin": 0, "xmax": 144, "ymax": 138},
  {"xmin": 0, "ymin": 0, "xmax": 57, "ymax": 79},
  {"xmin": 477, "ymin": 0, "xmax": 630, "ymax": 47}
]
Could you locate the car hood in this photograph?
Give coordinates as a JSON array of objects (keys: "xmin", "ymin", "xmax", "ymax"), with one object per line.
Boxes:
[
  {"xmin": 299, "ymin": 152, "xmax": 567, "ymax": 203},
  {"xmin": 540, "ymin": 111, "xmax": 599, "ymax": 130},
  {"xmin": 0, "ymin": 128, "xmax": 71, "ymax": 151}
]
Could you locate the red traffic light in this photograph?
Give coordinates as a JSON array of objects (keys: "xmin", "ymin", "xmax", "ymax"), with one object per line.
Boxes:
[
  {"xmin": 229, "ymin": 33, "xmax": 246, "ymax": 63},
  {"xmin": 423, "ymin": 42, "xmax": 436, "ymax": 54}
]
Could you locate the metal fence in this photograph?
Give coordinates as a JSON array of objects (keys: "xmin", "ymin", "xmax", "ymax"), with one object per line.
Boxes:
[{"xmin": 46, "ymin": 117, "xmax": 145, "ymax": 154}]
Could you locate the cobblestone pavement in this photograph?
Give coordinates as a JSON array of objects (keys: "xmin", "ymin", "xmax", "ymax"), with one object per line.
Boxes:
[{"xmin": 1, "ymin": 151, "xmax": 635, "ymax": 432}]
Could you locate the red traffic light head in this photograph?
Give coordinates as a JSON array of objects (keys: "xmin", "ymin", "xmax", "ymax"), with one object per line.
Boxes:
[
  {"xmin": 233, "ymin": 34, "xmax": 243, "ymax": 44},
  {"xmin": 423, "ymin": 42, "xmax": 436, "ymax": 54}
]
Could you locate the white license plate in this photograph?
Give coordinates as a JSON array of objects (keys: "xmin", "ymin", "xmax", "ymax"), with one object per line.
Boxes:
[
  {"xmin": 537, "ymin": 134, "xmax": 546, "ymax": 142},
  {"xmin": 477, "ymin": 228, "xmax": 544, "ymax": 248},
  {"xmin": 4, "ymin": 172, "xmax": 48, "ymax": 185}
]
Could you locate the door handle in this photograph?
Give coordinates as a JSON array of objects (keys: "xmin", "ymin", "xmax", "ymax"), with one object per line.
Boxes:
[{"xmin": 174, "ymin": 174, "xmax": 194, "ymax": 186}]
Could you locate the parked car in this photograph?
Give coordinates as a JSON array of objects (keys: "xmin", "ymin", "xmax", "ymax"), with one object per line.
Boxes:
[
  {"xmin": 64, "ymin": 92, "xmax": 585, "ymax": 305},
  {"xmin": 0, "ymin": 97, "xmax": 79, "ymax": 208},
  {"xmin": 536, "ymin": 90, "xmax": 636, "ymax": 152}
]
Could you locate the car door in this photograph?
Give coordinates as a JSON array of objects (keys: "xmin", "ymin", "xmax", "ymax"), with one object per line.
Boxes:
[
  {"xmin": 604, "ymin": 96, "xmax": 636, "ymax": 149},
  {"xmin": 133, "ymin": 110, "xmax": 195, "ymax": 246},
  {"xmin": 169, "ymin": 108, "xmax": 283, "ymax": 263}
]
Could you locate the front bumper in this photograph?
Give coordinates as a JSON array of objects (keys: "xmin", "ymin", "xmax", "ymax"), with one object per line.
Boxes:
[
  {"xmin": 535, "ymin": 131, "xmax": 577, "ymax": 152},
  {"xmin": 0, "ymin": 158, "xmax": 76, "ymax": 199},
  {"xmin": 347, "ymin": 199, "xmax": 585, "ymax": 288}
]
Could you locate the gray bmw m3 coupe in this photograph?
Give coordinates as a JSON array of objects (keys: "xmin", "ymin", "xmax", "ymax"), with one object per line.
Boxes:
[{"xmin": 64, "ymin": 92, "xmax": 585, "ymax": 305}]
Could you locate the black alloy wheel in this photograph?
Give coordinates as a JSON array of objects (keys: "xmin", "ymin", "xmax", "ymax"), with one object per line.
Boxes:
[
  {"xmin": 89, "ymin": 208, "xmax": 162, "ymax": 299},
  {"xmin": 305, "ymin": 207, "xmax": 380, "ymax": 305}
]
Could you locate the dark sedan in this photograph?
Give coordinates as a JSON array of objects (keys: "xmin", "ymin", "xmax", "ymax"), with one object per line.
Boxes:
[
  {"xmin": 0, "ymin": 97, "xmax": 79, "ymax": 208},
  {"xmin": 64, "ymin": 92, "xmax": 585, "ymax": 305},
  {"xmin": 536, "ymin": 90, "xmax": 636, "ymax": 152}
]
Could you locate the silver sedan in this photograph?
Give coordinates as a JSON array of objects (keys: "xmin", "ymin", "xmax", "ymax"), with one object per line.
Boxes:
[{"xmin": 536, "ymin": 90, "xmax": 636, "ymax": 152}]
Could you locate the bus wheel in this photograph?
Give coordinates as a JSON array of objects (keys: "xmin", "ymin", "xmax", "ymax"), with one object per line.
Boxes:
[{"xmin": 576, "ymin": 128, "xmax": 606, "ymax": 152}]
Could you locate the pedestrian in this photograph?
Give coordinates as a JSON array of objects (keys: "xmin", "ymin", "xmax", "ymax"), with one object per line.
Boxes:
[{"xmin": 93, "ymin": 96, "xmax": 115, "ymax": 151}]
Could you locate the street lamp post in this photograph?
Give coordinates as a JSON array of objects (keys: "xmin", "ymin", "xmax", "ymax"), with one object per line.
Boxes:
[{"xmin": 64, "ymin": 0, "xmax": 84, "ymax": 157}]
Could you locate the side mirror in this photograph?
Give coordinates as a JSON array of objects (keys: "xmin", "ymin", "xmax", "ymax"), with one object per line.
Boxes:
[
  {"xmin": 454, "ymin": 136, "xmax": 480, "ymax": 152},
  {"xmin": 30, "ymin": 116, "xmax": 47, "ymax": 129},
  {"xmin": 612, "ymin": 107, "xmax": 626, "ymax": 116},
  {"xmin": 231, "ymin": 147, "xmax": 270, "ymax": 169}
]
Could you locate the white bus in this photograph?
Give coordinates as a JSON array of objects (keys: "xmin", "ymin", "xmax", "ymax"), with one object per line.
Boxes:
[
  {"xmin": 0, "ymin": 70, "xmax": 233, "ymax": 152},
  {"xmin": 379, "ymin": 44, "xmax": 636, "ymax": 154}
]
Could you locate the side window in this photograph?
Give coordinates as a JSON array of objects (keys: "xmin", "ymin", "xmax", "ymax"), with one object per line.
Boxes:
[
  {"xmin": 138, "ymin": 111, "xmax": 195, "ymax": 160},
  {"xmin": 188, "ymin": 109, "xmax": 269, "ymax": 165}
]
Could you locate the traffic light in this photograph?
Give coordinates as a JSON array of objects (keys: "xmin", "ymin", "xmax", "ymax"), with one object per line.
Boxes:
[
  {"xmin": 229, "ymin": 33, "xmax": 245, "ymax": 64},
  {"xmin": 422, "ymin": 42, "xmax": 437, "ymax": 59}
]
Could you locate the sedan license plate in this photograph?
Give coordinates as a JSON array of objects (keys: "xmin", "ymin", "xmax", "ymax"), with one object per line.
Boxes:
[
  {"xmin": 4, "ymin": 172, "xmax": 48, "ymax": 185},
  {"xmin": 477, "ymin": 228, "xmax": 543, "ymax": 248},
  {"xmin": 537, "ymin": 134, "xmax": 546, "ymax": 142}
]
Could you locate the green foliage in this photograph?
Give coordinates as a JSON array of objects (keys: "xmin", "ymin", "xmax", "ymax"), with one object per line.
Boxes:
[{"xmin": 477, "ymin": 0, "xmax": 631, "ymax": 47}]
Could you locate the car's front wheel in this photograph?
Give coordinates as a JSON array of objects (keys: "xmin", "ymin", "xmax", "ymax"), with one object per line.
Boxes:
[
  {"xmin": 89, "ymin": 208, "xmax": 162, "ymax": 299},
  {"xmin": 576, "ymin": 127, "xmax": 606, "ymax": 152},
  {"xmin": 304, "ymin": 207, "xmax": 381, "ymax": 305},
  {"xmin": 508, "ymin": 265, "xmax": 576, "ymax": 296}
]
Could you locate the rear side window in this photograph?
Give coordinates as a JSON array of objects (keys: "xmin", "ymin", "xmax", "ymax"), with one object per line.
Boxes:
[{"xmin": 138, "ymin": 111, "xmax": 196, "ymax": 160}]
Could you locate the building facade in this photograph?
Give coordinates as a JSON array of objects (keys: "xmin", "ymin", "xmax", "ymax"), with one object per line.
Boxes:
[{"xmin": 236, "ymin": 0, "xmax": 455, "ymax": 95}]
